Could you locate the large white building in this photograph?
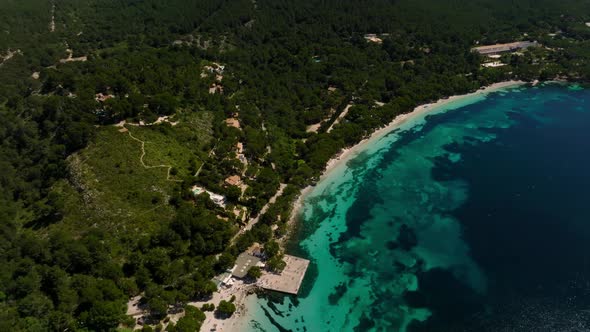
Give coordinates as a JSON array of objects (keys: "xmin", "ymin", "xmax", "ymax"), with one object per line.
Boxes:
[{"xmin": 472, "ymin": 41, "xmax": 538, "ymax": 55}]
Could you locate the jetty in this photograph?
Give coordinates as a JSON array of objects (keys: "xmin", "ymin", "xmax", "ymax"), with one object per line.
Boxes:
[{"xmin": 257, "ymin": 255, "xmax": 310, "ymax": 295}]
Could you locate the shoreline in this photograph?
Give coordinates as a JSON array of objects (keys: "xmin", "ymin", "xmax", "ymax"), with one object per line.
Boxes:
[
  {"xmin": 187, "ymin": 279, "xmax": 257, "ymax": 332},
  {"xmin": 284, "ymin": 80, "xmax": 526, "ymax": 240},
  {"xmin": 196, "ymin": 80, "xmax": 526, "ymax": 332}
]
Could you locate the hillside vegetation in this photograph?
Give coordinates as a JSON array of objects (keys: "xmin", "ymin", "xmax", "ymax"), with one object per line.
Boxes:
[{"xmin": 2, "ymin": 0, "xmax": 590, "ymax": 330}]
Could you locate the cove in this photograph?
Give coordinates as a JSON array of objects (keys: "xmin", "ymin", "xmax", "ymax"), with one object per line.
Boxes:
[{"xmin": 242, "ymin": 83, "xmax": 590, "ymax": 331}]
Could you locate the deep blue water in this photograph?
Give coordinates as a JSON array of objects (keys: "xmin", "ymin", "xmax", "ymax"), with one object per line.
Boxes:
[
  {"xmin": 246, "ymin": 84, "xmax": 590, "ymax": 332},
  {"xmin": 409, "ymin": 85, "xmax": 590, "ymax": 331}
]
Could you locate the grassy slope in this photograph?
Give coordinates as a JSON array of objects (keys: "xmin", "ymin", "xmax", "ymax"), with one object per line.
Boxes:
[{"xmin": 50, "ymin": 111, "xmax": 213, "ymax": 238}]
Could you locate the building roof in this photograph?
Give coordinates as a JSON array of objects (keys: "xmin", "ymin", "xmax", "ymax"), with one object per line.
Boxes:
[
  {"xmin": 191, "ymin": 185, "xmax": 226, "ymax": 207},
  {"xmin": 472, "ymin": 41, "xmax": 538, "ymax": 55},
  {"xmin": 225, "ymin": 175, "xmax": 242, "ymax": 186},
  {"xmin": 95, "ymin": 93, "xmax": 114, "ymax": 102},
  {"xmin": 364, "ymin": 36, "xmax": 383, "ymax": 44},
  {"xmin": 225, "ymin": 118, "xmax": 240, "ymax": 128},
  {"xmin": 231, "ymin": 253, "xmax": 261, "ymax": 278},
  {"xmin": 212, "ymin": 272, "xmax": 232, "ymax": 287}
]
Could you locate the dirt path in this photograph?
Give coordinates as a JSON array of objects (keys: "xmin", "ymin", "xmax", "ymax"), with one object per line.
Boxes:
[
  {"xmin": 49, "ymin": 1, "xmax": 55, "ymax": 32},
  {"xmin": 327, "ymin": 103, "xmax": 353, "ymax": 133},
  {"xmin": 59, "ymin": 47, "xmax": 87, "ymax": 63},
  {"xmin": 0, "ymin": 49, "xmax": 22, "ymax": 67},
  {"xmin": 193, "ymin": 144, "xmax": 216, "ymax": 178},
  {"xmin": 126, "ymin": 129, "xmax": 182, "ymax": 182},
  {"xmin": 232, "ymin": 183, "xmax": 286, "ymax": 243}
]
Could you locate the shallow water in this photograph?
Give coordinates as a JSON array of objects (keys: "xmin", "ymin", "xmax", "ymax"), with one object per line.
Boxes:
[{"xmin": 243, "ymin": 83, "xmax": 590, "ymax": 332}]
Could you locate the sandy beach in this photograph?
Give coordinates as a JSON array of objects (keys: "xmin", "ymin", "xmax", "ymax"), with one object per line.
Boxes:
[
  {"xmin": 194, "ymin": 80, "xmax": 525, "ymax": 332},
  {"xmin": 182, "ymin": 279, "xmax": 256, "ymax": 332},
  {"xmin": 285, "ymin": 80, "xmax": 525, "ymax": 234}
]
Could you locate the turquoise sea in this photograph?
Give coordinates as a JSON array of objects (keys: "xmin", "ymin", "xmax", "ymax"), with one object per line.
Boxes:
[{"xmin": 243, "ymin": 83, "xmax": 590, "ymax": 331}]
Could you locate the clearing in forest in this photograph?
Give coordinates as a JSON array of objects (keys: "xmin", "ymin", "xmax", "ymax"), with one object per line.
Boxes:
[{"xmin": 49, "ymin": 111, "xmax": 213, "ymax": 237}]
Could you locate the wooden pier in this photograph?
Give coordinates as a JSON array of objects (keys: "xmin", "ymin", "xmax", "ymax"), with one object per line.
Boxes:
[{"xmin": 258, "ymin": 255, "xmax": 309, "ymax": 295}]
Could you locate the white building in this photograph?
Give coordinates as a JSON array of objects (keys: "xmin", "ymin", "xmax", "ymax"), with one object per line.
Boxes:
[{"xmin": 191, "ymin": 185, "xmax": 226, "ymax": 207}]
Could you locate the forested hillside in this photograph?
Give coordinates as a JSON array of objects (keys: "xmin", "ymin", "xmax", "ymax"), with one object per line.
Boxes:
[{"xmin": 2, "ymin": 0, "xmax": 590, "ymax": 330}]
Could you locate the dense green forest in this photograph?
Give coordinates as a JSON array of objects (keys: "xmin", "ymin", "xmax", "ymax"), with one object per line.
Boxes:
[{"xmin": 2, "ymin": 0, "xmax": 590, "ymax": 330}]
